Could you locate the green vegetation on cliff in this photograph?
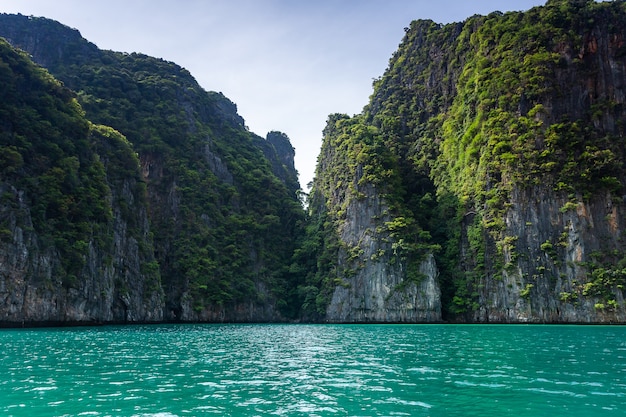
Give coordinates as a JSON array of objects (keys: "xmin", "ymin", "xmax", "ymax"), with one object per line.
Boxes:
[
  {"xmin": 308, "ymin": 0, "xmax": 626, "ymax": 320},
  {"xmin": 0, "ymin": 36, "xmax": 163, "ymax": 321},
  {"xmin": 0, "ymin": 15, "xmax": 305, "ymax": 320},
  {"xmin": 299, "ymin": 112, "xmax": 440, "ymax": 318},
  {"xmin": 2, "ymin": 0, "xmax": 626, "ymax": 323},
  {"xmin": 0, "ymin": 39, "xmax": 110, "ymax": 286},
  {"xmin": 61, "ymin": 43, "xmax": 305, "ymax": 318}
]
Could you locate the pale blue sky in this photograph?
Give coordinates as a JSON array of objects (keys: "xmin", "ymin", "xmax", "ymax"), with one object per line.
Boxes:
[{"xmin": 0, "ymin": 0, "xmax": 547, "ymax": 187}]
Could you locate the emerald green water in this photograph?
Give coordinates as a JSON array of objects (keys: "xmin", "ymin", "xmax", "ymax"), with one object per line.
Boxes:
[{"xmin": 0, "ymin": 324, "xmax": 624, "ymax": 416}]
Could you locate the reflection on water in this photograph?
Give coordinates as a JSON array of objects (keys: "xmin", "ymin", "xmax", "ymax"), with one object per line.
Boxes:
[{"xmin": 1, "ymin": 324, "xmax": 625, "ymax": 416}]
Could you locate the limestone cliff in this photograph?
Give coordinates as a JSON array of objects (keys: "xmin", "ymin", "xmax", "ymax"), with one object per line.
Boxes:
[
  {"xmin": 0, "ymin": 40, "xmax": 163, "ymax": 325},
  {"xmin": 305, "ymin": 114, "xmax": 442, "ymax": 322},
  {"xmin": 254, "ymin": 131, "xmax": 300, "ymax": 194},
  {"xmin": 308, "ymin": 0, "xmax": 626, "ymax": 323},
  {"xmin": 0, "ymin": 15, "xmax": 305, "ymax": 324},
  {"xmin": 466, "ymin": 7, "xmax": 626, "ymax": 322},
  {"xmin": 326, "ymin": 182, "xmax": 442, "ymax": 322},
  {"xmin": 478, "ymin": 187, "xmax": 626, "ymax": 323},
  {"xmin": 3, "ymin": 2, "xmax": 626, "ymax": 324},
  {"xmin": 451, "ymin": 1, "xmax": 626, "ymax": 323}
]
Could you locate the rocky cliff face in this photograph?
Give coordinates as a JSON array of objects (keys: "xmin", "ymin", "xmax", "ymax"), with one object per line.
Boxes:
[
  {"xmin": 309, "ymin": 0, "xmax": 626, "ymax": 323},
  {"xmin": 476, "ymin": 186, "xmax": 626, "ymax": 323},
  {"xmin": 0, "ymin": 159, "xmax": 163, "ymax": 326},
  {"xmin": 473, "ymin": 4, "xmax": 626, "ymax": 322},
  {"xmin": 0, "ymin": 40, "xmax": 163, "ymax": 324},
  {"xmin": 0, "ymin": 15, "xmax": 304, "ymax": 324},
  {"xmin": 306, "ymin": 114, "xmax": 442, "ymax": 322},
  {"xmin": 89, "ymin": 126, "xmax": 165, "ymax": 323},
  {"xmin": 326, "ymin": 180, "xmax": 441, "ymax": 322},
  {"xmin": 254, "ymin": 131, "xmax": 300, "ymax": 194}
]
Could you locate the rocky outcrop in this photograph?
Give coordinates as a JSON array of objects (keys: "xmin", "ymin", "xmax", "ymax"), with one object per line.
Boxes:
[
  {"xmin": 90, "ymin": 125, "xmax": 165, "ymax": 323},
  {"xmin": 470, "ymin": 187, "xmax": 626, "ymax": 323},
  {"xmin": 0, "ymin": 13, "xmax": 100, "ymax": 70},
  {"xmin": 326, "ymin": 182, "xmax": 441, "ymax": 322},
  {"xmin": 0, "ymin": 124, "xmax": 164, "ymax": 326},
  {"xmin": 466, "ymin": 2, "xmax": 626, "ymax": 323},
  {"xmin": 308, "ymin": 110, "xmax": 442, "ymax": 322},
  {"xmin": 254, "ymin": 131, "xmax": 299, "ymax": 193},
  {"xmin": 0, "ymin": 38, "xmax": 163, "ymax": 325},
  {"xmin": 0, "ymin": 15, "xmax": 304, "ymax": 325},
  {"xmin": 310, "ymin": 0, "xmax": 626, "ymax": 323}
]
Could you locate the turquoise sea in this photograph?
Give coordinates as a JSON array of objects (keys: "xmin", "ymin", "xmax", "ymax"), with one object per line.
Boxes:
[{"xmin": 0, "ymin": 324, "xmax": 624, "ymax": 416}]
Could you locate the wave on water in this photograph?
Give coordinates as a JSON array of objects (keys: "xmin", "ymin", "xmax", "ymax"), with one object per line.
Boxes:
[{"xmin": 0, "ymin": 324, "xmax": 624, "ymax": 416}]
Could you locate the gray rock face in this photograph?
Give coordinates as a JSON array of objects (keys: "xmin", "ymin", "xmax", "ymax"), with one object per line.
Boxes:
[
  {"xmin": 327, "ymin": 253, "xmax": 441, "ymax": 322},
  {"xmin": 469, "ymin": 187, "xmax": 626, "ymax": 323},
  {"xmin": 325, "ymin": 184, "xmax": 442, "ymax": 322},
  {"xmin": 254, "ymin": 131, "xmax": 299, "ymax": 193},
  {"xmin": 0, "ymin": 177, "xmax": 164, "ymax": 325},
  {"xmin": 466, "ymin": 14, "xmax": 626, "ymax": 323}
]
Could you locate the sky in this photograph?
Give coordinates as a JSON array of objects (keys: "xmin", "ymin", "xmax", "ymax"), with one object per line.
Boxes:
[{"xmin": 0, "ymin": 0, "xmax": 547, "ymax": 188}]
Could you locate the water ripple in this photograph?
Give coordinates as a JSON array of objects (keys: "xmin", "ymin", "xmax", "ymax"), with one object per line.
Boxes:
[{"xmin": 0, "ymin": 324, "xmax": 625, "ymax": 416}]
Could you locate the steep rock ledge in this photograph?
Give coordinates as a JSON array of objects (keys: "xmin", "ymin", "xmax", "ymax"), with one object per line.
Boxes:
[
  {"xmin": 472, "ymin": 187, "xmax": 626, "ymax": 323},
  {"xmin": 308, "ymin": 1, "xmax": 626, "ymax": 323},
  {"xmin": 327, "ymin": 183, "xmax": 441, "ymax": 322}
]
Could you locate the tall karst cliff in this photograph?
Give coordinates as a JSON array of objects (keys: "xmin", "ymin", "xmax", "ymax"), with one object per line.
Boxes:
[
  {"xmin": 2, "ymin": 1, "xmax": 626, "ymax": 325},
  {"xmin": 0, "ymin": 39, "xmax": 163, "ymax": 324},
  {"xmin": 307, "ymin": 0, "xmax": 626, "ymax": 323},
  {"xmin": 0, "ymin": 14, "xmax": 305, "ymax": 324}
]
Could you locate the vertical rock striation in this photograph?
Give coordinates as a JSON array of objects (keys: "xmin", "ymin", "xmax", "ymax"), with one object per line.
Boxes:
[
  {"xmin": 326, "ymin": 181, "xmax": 441, "ymax": 322},
  {"xmin": 308, "ymin": 0, "xmax": 626, "ymax": 323},
  {"xmin": 463, "ymin": 1, "xmax": 626, "ymax": 323},
  {"xmin": 308, "ymin": 114, "xmax": 442, "ymax": 322},
  {"xmin": 0, "ymin": 40, "xmax": 163, "ymax": 324},
  {"xmin": 0, "ymin": 14, "xmax": 304, "ymax": 324}
]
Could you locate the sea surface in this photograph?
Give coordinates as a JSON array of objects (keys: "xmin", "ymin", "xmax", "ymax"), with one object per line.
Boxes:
[{"xmin": 0, "ymin": 323, "xmax": 624, "ymax": 416}]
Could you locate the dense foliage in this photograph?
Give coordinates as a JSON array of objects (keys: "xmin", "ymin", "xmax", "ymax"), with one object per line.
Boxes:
[
  {"xmin": 66, "ymin": 45, "xmax": 305, "ymax": 317},
  {"xmin": 0, "ymin": 39, "xmax": 111, "ymax": 286},
  {"xmin": 308, "ymin": 0, "xmax": 626, "ymax": 319},
  {"xmin": 2, "ymin": 0, "xmax": 626, "ymax": 322},
  {"xmin": 0, "ymin": 15, "xmax": 306, "ymax": 319}
]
